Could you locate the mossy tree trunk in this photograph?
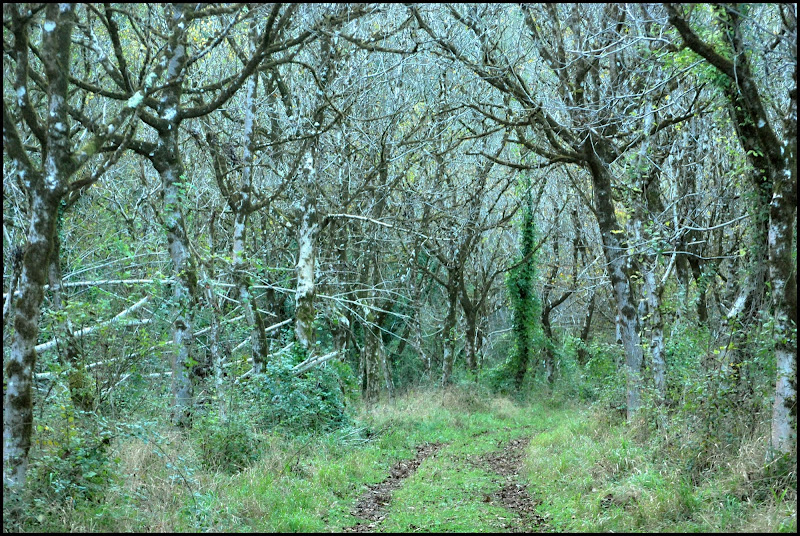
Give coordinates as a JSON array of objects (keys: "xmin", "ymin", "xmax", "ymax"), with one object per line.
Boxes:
[
  {"xmin": 4, "ymin": 3, "xmax": 150, "ymax": 488},
  {"xmin": 294, "ymin": 152, "xmax": 320, "ymax": 354},
  {"xmin": 585, "ymin": 142, "xmax": 645, "ymax": 418},
  {"xmin": 508, "ymin": 189, "xmax": 540, "ymax": 391}
]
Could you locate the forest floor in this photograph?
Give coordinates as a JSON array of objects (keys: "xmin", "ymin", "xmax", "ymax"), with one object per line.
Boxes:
[
  {"xmin": 343, "ymin": 434, "xmax": 546, "ymax": 532},
  {"xmin": 17, "ymin": 385, "xmax": 796, "ymax": 532}
]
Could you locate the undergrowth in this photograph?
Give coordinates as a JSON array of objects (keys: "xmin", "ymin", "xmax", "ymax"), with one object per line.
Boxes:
[{"xmin": 5, "ymin": 374, "xmax": 796, "ymax": 532}]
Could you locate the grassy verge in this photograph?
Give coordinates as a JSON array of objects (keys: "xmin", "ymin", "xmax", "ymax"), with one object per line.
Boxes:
[
  {"xmin": 12, "ymin": 385, "xmax": 796, "ymax": 532},
  {"xmin": 523, "ymin": 404, "xmax": 797, "ymax": 532},
  {"xmin": 16, "ymin": 385, "xmax": 545, "ymax": 532},
  {"xmin": 211, "ymin": 386, "xmax": 551, "ymax": 532}
]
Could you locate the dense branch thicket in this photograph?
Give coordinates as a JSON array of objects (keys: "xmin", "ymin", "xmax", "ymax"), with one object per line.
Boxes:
[{"xmin": 3, "ymin": 3, "xmax": 795, "ymax": 527}]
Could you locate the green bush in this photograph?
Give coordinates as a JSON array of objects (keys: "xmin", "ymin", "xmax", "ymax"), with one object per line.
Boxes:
[
  {"xmin": 29, "ymin": 426, "xmax": 116, "ymax": 505},
  {"xmin": 242, "ymin": 345, "xmax": 355, "ymax": 433},
  {"xmin": 482, "ymin": 353, "xmax": 517, "ymax": 395},
  {"xmin": 195, "ymin": 413, "xmax": 260, "ymax": 473},
  {"xmin": 583, "ymin": 341, "xmax": 626, "ymax": 409}
]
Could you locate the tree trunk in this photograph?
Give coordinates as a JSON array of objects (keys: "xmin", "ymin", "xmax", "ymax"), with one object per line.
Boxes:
[
  {"xmin": 769, "ymin": 128, "xmax": 797, "ymax": 456},
  {"xmin": 585, "ymin": 140, "xmax": 644, "ymax": 419},
  {"xmin": 361, "ymin": 306, "xmax": 382, "ymax": 404},
  {"xmin": 541, "ymin": 312, "xmax": 555, "ymax": 384},
  {"xmin": 410, "ymin": 246, "xmax": 431, "ymax": 378},
  {"xmin": 295, "ymin": 152, "xmax": 319, "ymax": 353},
  {"xmin": 5, "ymin": 190, "xmax": 62, "ymax": 489},
  {"xmin": 440, "ymin": 281, "xmax": 460, "ymax": 386},
  {"xmin": 199, "ymin": 209, "xmax": 227, "ymax": 421},
  {"xmin": 463, "ymin": 305, "xmax": 479, "ymax": 372},
  {"xmin": 378, "ymin": 340, "xmax": 395, "ymax": 399},
  {"xmin": 159, "ymin": 158, "xmax": 199, "ymax": 427},
  {"xmin": 233, "ymin": 210, "xmax": 270, "ymax": 373},
  {"xmin": 233, "ymin": 53, "xmax": 271, "ymax": 374},
  {"xmin": 643, "ymin": 268, "xmax": 666, "ymax": 403},
  {"xmin": 577, "ymin": 291, "xmax": 595, "ymax": 366},
  {"xmin": 4, "ymin": 3, "xmax": 78, "ymax": 489}
]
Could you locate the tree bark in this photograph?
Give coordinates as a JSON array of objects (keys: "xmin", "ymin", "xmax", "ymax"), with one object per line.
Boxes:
[
  {"xmin": 585, "ymin": 140, "xmax": 644, "ymax": 419},
  {"xmin": 440, "ymin": 280, "xmax": 460, "ymax": 386},
  {"xmin": 361, "ymin": 306, "xmax": 382, "ymax": 404},
  {"xmin": 294, "ymin": 152, "xmax": 319, "ymax": 353},
  {"xmin": 5, "ymin": 189, "xmax": 62, "ymax": 489},
  {"xmin": 769, "ymin": 110, "xmax": 797, "ymax": 456},
  {"xmin": 4, "ymin": 4, "xmax": 74, "ymax": 489},
  {"xmin": 577, "ymin": 291, "xmax": 596, "ymax": 366}
]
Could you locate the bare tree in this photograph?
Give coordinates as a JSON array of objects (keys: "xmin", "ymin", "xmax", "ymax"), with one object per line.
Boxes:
[{"xmin": 665, "ymin": 2, "xmax": 797, "ymax": 457}]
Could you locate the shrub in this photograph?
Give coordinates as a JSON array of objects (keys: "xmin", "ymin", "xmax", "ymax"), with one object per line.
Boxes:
[
  {"xmin": 583, "ymin": 341, "xmax": 626, "ymax": 410},
  {"xmin": 241, "ymin": 345, "xmax": 355, "ymax": 433},
  {"xmin": 195, "ymin": 413, "xmax": 260, "ymax": 474},
  {"xmin": 29, "ymin": 421, "xmax": 116, "ymax": 505}
]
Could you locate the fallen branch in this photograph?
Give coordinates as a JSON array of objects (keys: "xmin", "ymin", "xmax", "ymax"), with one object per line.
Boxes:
[
  {"xmin": 35, "ymin": 297, "xmax": 150, "ymax": 354},
  {"xmin": 230, "ymin": 318, "xmax": 293, "ymax": 353},
  {"xmin": 291, "ymin": 350, "xmax": 340, "ymax": 376}
]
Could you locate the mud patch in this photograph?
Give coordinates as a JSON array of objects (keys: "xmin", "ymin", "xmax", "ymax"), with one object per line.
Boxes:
[
  {"xmin": 343, "ymin": 442, "xmax": 444, "ymax": 532},
  {"xmin": 477, "ymin": 436, "xmax": 547, "ymax": 532}
]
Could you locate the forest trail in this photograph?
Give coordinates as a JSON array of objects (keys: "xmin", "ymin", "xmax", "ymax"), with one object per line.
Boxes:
[
  {"xmin": 476, "ymin": 436, "xmax": 546, "ymax": 531},
  {"xmin": 342, "ymin": 431, "xmax": 546, "ymax": 533},
  {"xmin": 343, "ymin": 442, "xmax": 446, "ymax": 532}
]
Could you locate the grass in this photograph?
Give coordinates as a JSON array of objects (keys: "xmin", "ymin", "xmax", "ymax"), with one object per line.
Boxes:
[
  {"xmin": 522, "ymin": 404, "xmax": 797, "ymax": 533},
  {"xmin": 9, "ymin": 383, "xmax": 797, "ymax": 532}
]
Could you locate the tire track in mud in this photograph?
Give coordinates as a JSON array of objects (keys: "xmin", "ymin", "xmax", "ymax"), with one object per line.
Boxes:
[
  {"xmin": 342, "ymin": 442, "xmax": 445, "ymax": 533},
  {"xmin": 476, "ymin": 436, "xmax": 547, "ymax": 532}
]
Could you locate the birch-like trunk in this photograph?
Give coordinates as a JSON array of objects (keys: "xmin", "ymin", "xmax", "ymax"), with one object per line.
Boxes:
[
  {"xmin": 769, "ymin": 136, "xmax": 797, "ymax": 456},
  {"xmin": 159, "ymin": 160, "xmax": 199, "ymax": 427},
  {"xmin": 234, "ymin": 27, "xmax": 270, "ymax": 374},
  {"xmin": 4, "ymin": 4, "xmax": 73, "ymax": 490},
  {"xmin": 153, "ymin": 4, "xmax": 200, "ymax": 426},
  {"xmin": 631, "ymin": 104, "xmax": 667, "ymax": 403},
  {"xmin": 295, "ymin": 152, "xmax": 319, "ymax": 353},
  {"xmin": 157, "ymin": 143, "xmax": 198, "ymax": 427},
  {"xmin": 5, "ymin": 190, "xmax": 61, "ymax": 489},
  {"xmin": 234, "ymin": 215, "xmax": 270, "ymax": 373},
  {"xmin": 643, "ymin": 268, "xmax": 666, "ymax": 401}
]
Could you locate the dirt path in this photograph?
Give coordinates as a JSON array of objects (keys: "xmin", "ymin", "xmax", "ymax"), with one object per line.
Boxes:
[
  {"xmin": 476, "ymin": 436, "xmax": 547, "ymax": 532},
  {"xmin": 341, "ymin": 434, "xmax": 545, "ymax": 533},
  {"xmin": 342, "ymin": 442, "xmax": 445, "ymax": 532}
]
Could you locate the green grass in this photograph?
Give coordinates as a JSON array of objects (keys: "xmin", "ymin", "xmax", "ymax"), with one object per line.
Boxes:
[
  {"xmin": 12, "ymin": 384, "xmax": 796, "ymax": 532},
  {"xmin": 522, "ymin": 405, "xmax": 797, "ymax": 533},
  {"xmin": 382, "ymin": 413, "xmax": 540, "ymax": 531}
]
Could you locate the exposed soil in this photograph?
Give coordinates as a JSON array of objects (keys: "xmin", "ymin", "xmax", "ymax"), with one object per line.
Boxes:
[
  {"xmin": 477, "ymin": 436, "xmax": 547, "ymax": 532},
  {"xmin": 342, "ymin": 442, "xmax": 445, "ymax": 532},
  {"xmin": 342, "ymin": 435, "xmax": 545, "ymax": 533}
]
